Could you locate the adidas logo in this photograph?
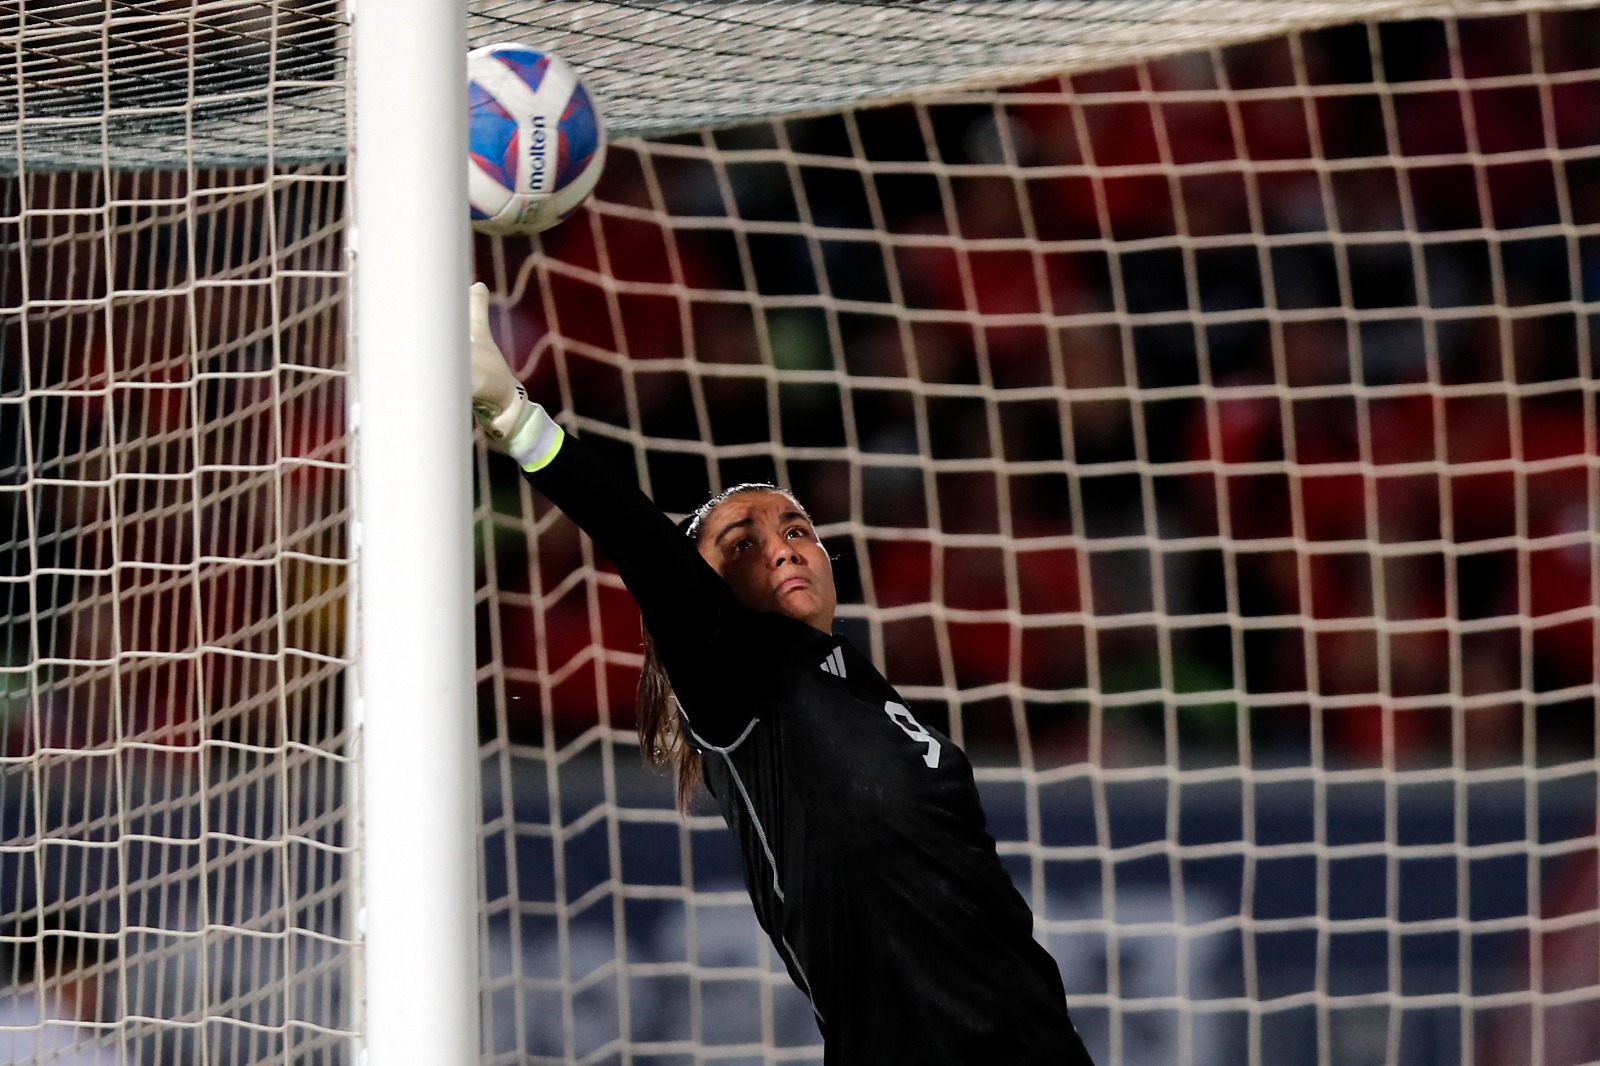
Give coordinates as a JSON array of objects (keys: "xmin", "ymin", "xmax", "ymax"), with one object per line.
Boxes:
[{"xmin": 819, "ymin": 647, "xmax": 846, "ymax": 678}]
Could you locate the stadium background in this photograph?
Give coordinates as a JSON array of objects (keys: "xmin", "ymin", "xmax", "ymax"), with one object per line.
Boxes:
[{"xmin": 0, "ymin": 4, "xmax": 1596, "ymax": 1064}]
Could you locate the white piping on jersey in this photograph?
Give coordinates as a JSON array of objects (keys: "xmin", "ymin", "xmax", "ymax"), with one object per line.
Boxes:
[
  {"xmin": 699, "ymin": 740, "xmax": 782, "ymax": 903},
  {"xmin": 782, "ymin": 932, "xmax": 825, "ymax": 1025},
  {"xmin": 819, "ymin": 646, "xmax": 846, "ymax": 678},
  {"xmin": 685, "ymin": 711, "xmax": 759, "ymax": 755},
  {"xmin": 677, "ymin": 701, "xmax": 778, "ymax": 900},
  {"xmin": 678, "ymin": 699, "xmax": 825, "ymax": 1024}
]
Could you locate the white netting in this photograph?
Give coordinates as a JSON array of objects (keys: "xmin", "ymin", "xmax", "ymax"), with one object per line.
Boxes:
[
  {"xmin": 470, "ymin": 0, "xmax": 1600, "ymax": 140},
  {"xmin": 1, "ymin": 163, "xmax": 354, "ymax": 1059},
  {"xmin": 10, "ymin": 0, "xmax": 1600, "ymax": 170},
  {"xmin": 473, "ymin": 5, "xmax": 1599, "ymax": 1066},
  {"xmin": 2, "ymin": 0, "xmax": 347, "ymax": 172}
]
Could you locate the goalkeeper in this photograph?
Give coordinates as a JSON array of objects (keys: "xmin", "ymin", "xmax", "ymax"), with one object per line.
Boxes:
[{"xmin": 469, "ymin": 283, "xmax": 1096, "ymax": 1065}]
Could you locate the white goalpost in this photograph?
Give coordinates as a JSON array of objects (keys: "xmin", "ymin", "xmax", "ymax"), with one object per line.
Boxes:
[
  {"xmin": 3, "ymin": 2, "xmax": 1598, "ymax": 1065},
  {"xmin": 351, "ymin": 0, "xmax": 480, "ymax": 1062}
]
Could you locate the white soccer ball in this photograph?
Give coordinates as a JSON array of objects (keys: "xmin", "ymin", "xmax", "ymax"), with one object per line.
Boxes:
[{"xmin": 467, "ymin": 43, "xmax": 607, "ymax": 236}]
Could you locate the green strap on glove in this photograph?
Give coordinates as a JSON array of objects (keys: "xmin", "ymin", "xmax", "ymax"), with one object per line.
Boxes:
[{"xmin": 469, "ymin": 281, "xmax": 564, "ymax": 472}]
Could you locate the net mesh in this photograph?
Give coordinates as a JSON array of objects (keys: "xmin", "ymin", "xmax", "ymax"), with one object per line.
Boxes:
[
  {"xmin": 1, "ymin": 163, "xmax": 354, "ymax": 1058},
  {"xmin": 3, "ymin": 0, "xmax": 347, "ymax": 172},
  {"xmin": 3, "ymin": 1, "xmax": 1599, "ymax": 1064},
  {"xmin": 472, "ymin": 5, "xmax": 1600, "ymax": 1065},
  {"xmin": 9, "ymin": 1, "xmax": 1600, "ymax": 169},
  {"xmin": 470, "ymin": 0, "xmax": 1600, "ymax": 140}
]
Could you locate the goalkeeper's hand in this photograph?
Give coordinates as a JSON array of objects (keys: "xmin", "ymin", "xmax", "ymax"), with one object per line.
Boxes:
[{"xmin": 470, "ymin": 282, "xmax": 563, "ymax": 472}]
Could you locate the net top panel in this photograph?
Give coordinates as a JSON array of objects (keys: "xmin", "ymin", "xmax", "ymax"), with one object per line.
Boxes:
[
  {"xmin": 485, "ymin": 0, "xmax": 1600, "ymax": 139},
  {"xmin": 4, "ymin": 0, "xmax": 1597, "ymax": 172}
]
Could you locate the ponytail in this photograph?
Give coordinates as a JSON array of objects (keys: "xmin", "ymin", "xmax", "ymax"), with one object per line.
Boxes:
[{"xmin": 636, "ymin": 621, "xmax": 701, "ymax": 812}]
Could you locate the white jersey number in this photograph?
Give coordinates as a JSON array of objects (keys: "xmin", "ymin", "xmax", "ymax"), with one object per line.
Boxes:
[{"xmin": 884, "ymin": 701, "xmax": 941, "ymax": 769}]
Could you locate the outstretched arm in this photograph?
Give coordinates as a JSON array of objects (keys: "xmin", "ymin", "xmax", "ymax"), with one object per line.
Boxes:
[{"xmin": 467, "ymin": 284, "xmax": 749, "ymax": 706}]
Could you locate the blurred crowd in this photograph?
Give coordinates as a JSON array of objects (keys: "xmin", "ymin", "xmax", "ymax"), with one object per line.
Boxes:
[{"xmin": 478, "ymin": 10, "xmax": 1600, "ymax": 771}]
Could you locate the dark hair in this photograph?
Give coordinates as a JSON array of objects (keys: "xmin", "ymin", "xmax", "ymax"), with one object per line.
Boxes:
[{"xmin": 637, "ymin": 482, "xmax": 804, "ymax": 810}]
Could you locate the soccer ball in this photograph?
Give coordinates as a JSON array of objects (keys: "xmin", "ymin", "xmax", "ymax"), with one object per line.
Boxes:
[{"xmin": 467, "ymin": 43, "xmax": 607, "ymax": 236}]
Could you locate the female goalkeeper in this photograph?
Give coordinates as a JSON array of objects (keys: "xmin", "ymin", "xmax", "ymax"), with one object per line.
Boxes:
[{"xmin": 469, "ymin": 284, "xmax": 1095, "ymax": 1065}]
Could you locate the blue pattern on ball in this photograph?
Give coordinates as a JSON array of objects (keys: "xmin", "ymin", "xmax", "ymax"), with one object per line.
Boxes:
[
  {"xmin": 493, "ymin": 47, "xmax": 550, "ymax": 94},
  {"xmin": 469, "ymin": 83, "xmax": 519, "ymax": 188},
  {"xmin": 555, "ymin": 85, "xmax": 601, "ymax": 190}
]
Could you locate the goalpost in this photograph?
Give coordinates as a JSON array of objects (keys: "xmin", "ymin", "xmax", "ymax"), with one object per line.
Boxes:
[{"xmin": 2, "ymin": 2, "xmax": 1596, "ymax": 1065}]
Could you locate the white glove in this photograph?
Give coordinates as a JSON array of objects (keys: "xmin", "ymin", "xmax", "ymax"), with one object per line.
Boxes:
[{"xmin": 470, "ymin": 282, "xmax": 564, "ymax": 471}]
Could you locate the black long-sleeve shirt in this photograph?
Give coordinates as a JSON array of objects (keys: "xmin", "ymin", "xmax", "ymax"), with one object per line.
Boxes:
[{"xmin": 527, "ymin": 430, "xmax": 1094, "ymax": 1065}]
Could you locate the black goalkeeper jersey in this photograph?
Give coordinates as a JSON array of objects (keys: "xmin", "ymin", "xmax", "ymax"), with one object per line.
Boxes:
[{"xmin": 528, "ymin": 431, "xmax": 1094, "ymax": 1066}]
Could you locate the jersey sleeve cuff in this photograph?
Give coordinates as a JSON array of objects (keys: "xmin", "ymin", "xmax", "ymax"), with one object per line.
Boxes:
[{"xmin": 507, "ymin": 405, "xmax": 566, "ymax": 473}]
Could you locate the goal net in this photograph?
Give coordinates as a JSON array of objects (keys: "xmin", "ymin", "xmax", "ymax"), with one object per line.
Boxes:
[
  {"xmin": 2, "ymin": 1, "xmax": 1596, "ymax": 1065},
  {"xmin": 471, "ymin": 4, "xmax": 1599, "ymax": 1066},
  {"xmin": 2, "ymin": 2, "xmax": 351, "ymax": 1061}
]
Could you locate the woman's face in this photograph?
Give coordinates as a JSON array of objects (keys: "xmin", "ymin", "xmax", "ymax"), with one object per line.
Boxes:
[{"xmin": 696, "ymin": 491, "xmax": 837, "ymax": 632}]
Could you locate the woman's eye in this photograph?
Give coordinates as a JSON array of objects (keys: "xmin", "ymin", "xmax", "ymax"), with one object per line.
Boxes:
[{"xmin": 732, "ymin": 539, "xmax": 751, "ymax": 553}]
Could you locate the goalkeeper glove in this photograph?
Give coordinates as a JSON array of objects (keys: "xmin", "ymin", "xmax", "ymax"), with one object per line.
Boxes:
[{"xmin": 469, "ymin": 281, "xmax": 563, "ymax": 472}]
